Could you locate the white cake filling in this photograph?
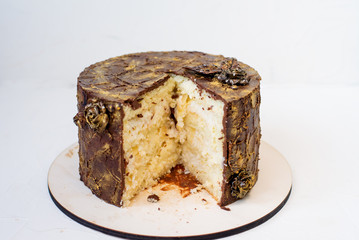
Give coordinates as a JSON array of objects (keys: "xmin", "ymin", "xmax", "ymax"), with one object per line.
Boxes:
[{"xmin": 122, "ymin": 75, "xmax": 225, "ymax": 206}]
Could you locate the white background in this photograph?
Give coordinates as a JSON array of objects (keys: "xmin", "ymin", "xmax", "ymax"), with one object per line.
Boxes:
[{"xmin": 1, "ymin": 0, "xmax": 358, "ymax": 239}]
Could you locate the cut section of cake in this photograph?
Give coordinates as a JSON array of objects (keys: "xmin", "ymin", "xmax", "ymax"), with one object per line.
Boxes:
[{"xmin": 74, "ymin": 51, "xmax": 261, "ymax": 207}]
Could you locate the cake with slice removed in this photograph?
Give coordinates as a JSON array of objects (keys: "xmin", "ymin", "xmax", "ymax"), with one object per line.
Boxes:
[{"xmin": 73, "ymin": 51, "xmax": 261, "ymax": 207}]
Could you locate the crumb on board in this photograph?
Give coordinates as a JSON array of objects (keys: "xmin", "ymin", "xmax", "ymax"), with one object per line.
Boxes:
[{"xmin": 147, "ymin": 194, "xmax": 160, "ymax": 203}]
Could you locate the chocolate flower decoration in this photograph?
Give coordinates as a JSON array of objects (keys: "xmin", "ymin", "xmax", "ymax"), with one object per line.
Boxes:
[
  {"xmin": 73, "ymin": 112, "xmax": 84, "ymax": 127},
  {"xmin": 216, "ymin": 58, "xmax": 248, "ymax": 86},
  {"xmin": 230, "ymin": 169, "xmax": 255, "ymax": 199},
  {"xmin": 84, "ymin": 101, "xmax": 109, "ymax": 132},
  {"xmin": 185, "ymin": 58, "xmax": 249, "ymax": 86}
]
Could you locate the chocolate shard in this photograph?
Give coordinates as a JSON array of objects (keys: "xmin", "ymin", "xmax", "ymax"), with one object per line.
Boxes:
[{"xmin": 184, "ymin": 64, "xmax": 222, "ymax": 77}]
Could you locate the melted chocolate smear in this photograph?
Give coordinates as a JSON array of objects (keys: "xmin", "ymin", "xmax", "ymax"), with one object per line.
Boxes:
[{"xmin": 159, "ymin": 165, "xmax": 200, "ymax": 198}]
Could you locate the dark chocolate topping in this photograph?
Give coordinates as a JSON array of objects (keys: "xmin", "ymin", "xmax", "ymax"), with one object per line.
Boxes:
[{"xmin": 78, "ymin": 51, "xmax": 261, "ymax": 104}]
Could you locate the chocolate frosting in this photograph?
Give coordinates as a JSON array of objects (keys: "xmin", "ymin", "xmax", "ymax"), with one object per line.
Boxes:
[
  {"xmin": 78, "ymin": 51, "xmax": 260, "ymax": 104},
  {"xmin": 75, "ymin": 51, "xmax": 261, "ymax": 207}
]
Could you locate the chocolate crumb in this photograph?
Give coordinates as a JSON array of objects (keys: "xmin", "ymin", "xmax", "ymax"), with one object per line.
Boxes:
[
  {"xmin": 137, "ymin": 114, "xmax": 143, "ymax": 118},
  {"xmin": 170, "ymin": 107, "xmax": 177, "ymax": 125},
  {"xmin": 158, "ymin": 207, "xmax": 161, "ymax": 211},
  {"xmin": 218, "ymin": 137, "xmax": 224, "ymax": 140},
  {"xmin": 147, "ymin": 194, "xmax": 160, "ymax": 203},
  {"xmin": 127, "ymin": 99, "xmax": 141, "ymax": 110},
  {"xmin": 207, "ymin": 106, "xmax": 213, "ymax": 110},
  {"xmin": 201, "ymin": 198, "xmax": 207, "ymax": 203},
  {"xmin": 160, "ymin": 185, "xmax": 173, "ymax": 191},
  {"xmin": 171, "ymin": 94, "xmax": 179, "ymax": 99},
  {"xmin": 220, "ymin": 206, "xmax": 231, "ymax": 211}
]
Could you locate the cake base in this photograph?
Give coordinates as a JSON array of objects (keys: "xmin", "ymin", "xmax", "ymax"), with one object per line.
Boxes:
[{"xmin": 48, "ymin": 142, "xmax": 292, "ymax": 239}]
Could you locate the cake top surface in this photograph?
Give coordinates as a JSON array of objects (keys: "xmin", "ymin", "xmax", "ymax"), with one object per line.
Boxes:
[{"xmin": 78, "ymin": 51, "xmax": 261, "ymax": 103}]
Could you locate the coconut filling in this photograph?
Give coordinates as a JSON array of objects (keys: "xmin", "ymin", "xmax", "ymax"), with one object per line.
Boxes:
[{"xmin": 122, "ymin": 75, "xmax": 225, "ymax": 206}]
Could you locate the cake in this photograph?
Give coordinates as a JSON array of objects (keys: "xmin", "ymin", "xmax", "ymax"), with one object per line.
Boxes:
[{"xmin": 73, "ymin": 51, "xmax": 261, "ymax": 207}]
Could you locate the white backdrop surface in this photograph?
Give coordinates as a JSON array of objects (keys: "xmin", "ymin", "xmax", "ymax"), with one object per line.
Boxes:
[
  {"xmin": 1, "ymin": 0, "xmax": 358, "ymax": 86},
  {"xmin": 0, "ymin": 0, "xmax": 358, "ymax": 240}
]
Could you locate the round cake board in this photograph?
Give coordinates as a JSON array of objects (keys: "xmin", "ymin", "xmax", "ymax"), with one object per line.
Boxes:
[{"xmin": 48, "ymin": 141, "xmax": 292, "ymax": 239}]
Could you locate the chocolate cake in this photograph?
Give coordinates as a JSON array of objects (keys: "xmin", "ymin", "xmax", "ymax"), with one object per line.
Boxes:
[{"xmin": 73, "ymin": 51, "xmax": 261, "ymax": 207}]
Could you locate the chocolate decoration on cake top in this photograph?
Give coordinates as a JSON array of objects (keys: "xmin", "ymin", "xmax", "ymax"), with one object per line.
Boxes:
[
  {"xmin": 185, "ymin": 57, "xmax": 249, "ymax": 88},
  {"xmin": 78, "ymin": 51, "xmax": 260, "ymax": 105}
]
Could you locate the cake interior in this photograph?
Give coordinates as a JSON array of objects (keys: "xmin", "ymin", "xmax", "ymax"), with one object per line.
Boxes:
[{"xmin": 122, "ymin": 75, "xmax": 225, "ymax": 206}]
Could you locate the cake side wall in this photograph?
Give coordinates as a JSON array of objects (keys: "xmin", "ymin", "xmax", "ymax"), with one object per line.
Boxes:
[
  {"xmin": 220, "ymin": 86, "xmax": 261, "ymax": 206},
  {"xmin": 74, "ymin": 86, "xmax": 125, "ymax": 207}
]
